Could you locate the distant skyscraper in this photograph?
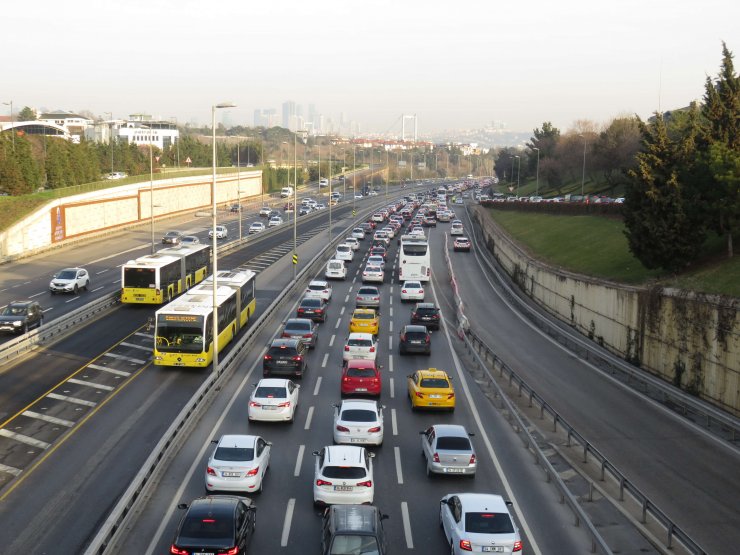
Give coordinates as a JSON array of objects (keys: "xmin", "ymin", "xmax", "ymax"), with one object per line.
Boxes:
[
  {"xmin": 254, "ymin": 108, "xmax": 279, "ymax": 127},
  {"xmin": 282, "ymin": 100, "xmax": 296, "ymax": 130}
]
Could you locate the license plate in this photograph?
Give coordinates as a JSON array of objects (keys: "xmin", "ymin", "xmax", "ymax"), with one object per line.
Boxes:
[
  {"xmin": 350, "ymin": 438, "xmax": 365, "ymax": 443},
  {"xmin": 194, "ymin": 552, "xmax": 215, "ymax": 555},
  {"xmin": 429, "ymin": 394, "xmax": 442, "ymax": 399},
  {"xmin": 443, "ymin": 468, "xmax": 464, "ymax": 473},
  {"xmin": 222, "ymin": 472, "xmax": 241, "ymax": 477},
  {"xmin": 355, "ymin": 388, "xmax": 367, "ymax": 392},
  {"xmin": 482, "ymin": 547, "xmax": 504, "ymax": 553},
  {"xmin": 276, "ymin": 360, "xmax": 288, "ymax": 365},
  {"xmin": 334, "ymin": 486, "xmax": 353, "ymax": 491},
  {"xmin": 411, "ymin": 340, "xmax": 422, "ymax": 344},
  {"xmin": 262, "ymin": 405, "xmax": 277, "ymax": 410}
]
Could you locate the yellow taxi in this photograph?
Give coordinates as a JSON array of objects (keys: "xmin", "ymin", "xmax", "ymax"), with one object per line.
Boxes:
[
  {"xmin": 407, "ymin": 368, "xmax": 455, "ymax": 411},
  {"xmin": 349, "ymin": 308, "xmax": 379, "ymax": 335}
]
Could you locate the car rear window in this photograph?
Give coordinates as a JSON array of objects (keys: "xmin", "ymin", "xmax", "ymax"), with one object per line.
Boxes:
[
  {"xmin": 416, "ymin": 307, "xmax": 439, "ymax": 315},
  {"xmin": 420, "ymin": 378, "xmax": 449, "ymax": 388},
  {"xmin": 341, "ymin": 409, "xmax": 377, "ymax": 422},
  {"xmin": 268, "ymin": 346, "xmax": 298, "ymax": 356},
  {"xmin": 308, "ymin": 284, "xmax": 326, "ymax": 291},
  {"xmin": 323, "ymin": 466, "xmax": 367, "ymax": 479},
  {"xmin": 285, "ymin": 322, "xmax": 311, "ymax": 332},
  {"xmin": 255, "ymin": 386, "xmax": 288, "ymax": 398},
  {"xmin": 348, "ymin": 338, "xmax": 373, "ymax": 347},
  {"xmin": 436, "ymin": 437, "xmax": 471, "ymax": 450},
  {"xmin": 405, "ymin": 331, "xmax": 427, "ymax": 340},
  {"xmin": 180, "ymin": 513, "xmax": 234, "ymax": 540},
  {"xmin": 358, "ymin": 288, "xmax": 377, "ymax": 295},
  {"xmin": 405, "ymin": 282, "xmax": 421, "ymax": 288},
  {"xmin": 347, "ymin": 367, "xmax": 376, "ymax": 378},
  {"xmin": 301, "ymin": 298, "xmax": 322, "ymax": 307},
  {"xmin": 465, "ymin": 512, "xmax": 514, "ymax": 534},
  {"xmin": 214, "ymin": 446, "xmax": 254, "ymax": 462}
]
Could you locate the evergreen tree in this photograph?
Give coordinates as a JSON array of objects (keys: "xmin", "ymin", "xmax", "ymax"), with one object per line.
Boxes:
[
  {"xmin": 18, "ymin": 106, "xmax": 37, "ymax": 121},
  {"xmin": 623, "ymin": 110, "xmax": 706, "ymax": 272},
  {"xmin": 0, "ymin": 137, "xmax": 29, "ymax": 194}
]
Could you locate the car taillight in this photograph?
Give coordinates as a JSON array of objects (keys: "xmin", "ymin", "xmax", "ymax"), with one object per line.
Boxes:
[
  {"xmin": 246, "ymin": 466, "xmax": 259, "ymax": 477},
  {"xmin": 415, "ymin": 391, "xmax": 424, "ymax": 398},
  {"xmin": 303, "ymin": 334, "xmax": 313, "ymax": 338},
  {"xmin": 278, "ymin": 401, "xmax": 291, "ymax": 407},
  {"xmin": 459, "ymin": 539, "xmax": 473, "ymax": 551},
  {"xmin": 400, "ymin": 334, "xmax": 406, "ymax": 342},
  {"xmin": 342, "ymin": 376, "xmax": 349, "ymax": 382},
  {"xmin": 425, "ymin": 336, "xmax": 430, "ymax": 343},
  {"xmin": 222, "ymin": 547, "xmax": 239, "ymax": 555},
  {"xmin": 344, "ymin": 345, "xmax": 350, "ymax": 351},
  {"xmin": 263, "ymin": 355, "xmax": 272, "ymax": 361},
  {"xmin": 411, "ymin": 312, "xmax": 417, "ymax": 319},
  {"xmin": 433, "ymin": 452, "xmax": 440, "ymax": 463},
  {"xmin": 469, "ymin": 454, "xmax": 476, "ymax": 465},
  {"xmin": 357, "ymin": 480, "xmax": 372, "ymax": 487},
  {"xmin": 373, "ymin": 297, "xmax": 379, "ymax": 301},
  {"xmin": 316, "ymin": 479, "xmax": 332, "ymax": 486},
  {"xmin": 292, "ymin": 356, "xmax": 302, "ymax": 361},
  {"xmin": 369, "ymin": 346, "xmax": 375, "ymax": 352},
  {"xmin": 419, "ymin": 289, "xmax": 424, "ymax": 294},
  {"xmin": 336, "ymin": 425, "xmax": 350, "ymax": 432},
  {"xmin": 402, "ymin": 289, "xmax": 407, "ymax": 293},
  {"xmin": 206, "ymin": 466, "xmax": 217, "ymax": 476},
  {"xmin": 368, "ymin": 426, "xmax": 381, "ymax": 433},
  {"xmin": 249, "ymin": 401, "xmax": 261, "ymax": 408},
  {"xmin": 170, "ymin": 545, "xmax": 189, "ymax": 555},
  {"xmin": 513, "ymin": 540, "xmax": 523, "ymax": 552},
  {"xmin": 297, "ymin": 308, "xmax": 305, "ymax": 313},
  {"xmin": 447, "ymin": 392, "xmax": 455, "ymax": 399}
]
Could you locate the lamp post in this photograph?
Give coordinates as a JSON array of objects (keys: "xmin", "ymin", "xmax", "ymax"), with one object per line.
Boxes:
[
  {"xmin": 149, "ymin": 134, "xmax": 154, "ymax": 254},
  {"xmin": 533, "ymin": 147, "xmax": 540, "ymax": 197},
  {"xmin": 294, "ymin": 129, "xmax": 308, "ymax": 279},
  {"xmin": 515, "ymin": 155, "xmax": 521, "ymax": 197},
  {"xmin": 352, "ymin": 143, "xmax": 356, "ymax": 212},
  {"xmin": 211, "ymin": 101, "xmax": 236, "ymax": 375},
  {"xmin": 385, "ymin": 149, "xmax": 389, "ymax": 199},
  {"xmin": 579, "ymin": 135, "xmax": 587, "ymax": 198},
  {"xmin": 3, "ymin": 101, "xmax": 13, "ymax": 152},
  {"xmin": 510, "ymin": 157, "xmax": 515, "ymax": 187},
  {"xmin": 170, "ymin": 117, "xmax": 180, "ymax": 169},
  {"xmin": 328, "ymin": 139, "xmax": 332, "ymax": 240},
  {"xmin": 104, "ymin": 112, "xmax": 113, "ymax": 174},
  {"xmin": 237, "ymin": 142, "xmax": 242, "ymax": 241}
]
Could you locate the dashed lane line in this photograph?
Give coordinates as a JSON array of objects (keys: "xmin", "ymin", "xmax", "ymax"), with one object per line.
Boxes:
[
  {"xmin": 46, "ymin": 393, "xmax": 97, "ymax": 407},
  {"xmin": 67, "ymin": 378, "xmax": 115, "ymax": 391},
  {"xmin": 21, "ymin": 411, "xmax": 75, "ymax": 427},
  {"xmin": 0, "ymin": 429, "xmax": 51, "ymax": 450},
  {"xmin": 294, "ymin": 446, "xmax": 305, "ymax": 477},
  {"xmin": 304, "ymin": 406, "xmax": 314, "ymax": 430},
  {"xmin": 87, "ymin": 364, "xmax": 131, "ymax": 376}
]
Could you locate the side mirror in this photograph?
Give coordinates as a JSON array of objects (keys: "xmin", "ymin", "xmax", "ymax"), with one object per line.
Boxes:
[
  {"xmin": 468, "ymin": 432, "xmax": 475, "ymax": 437},
  {"xmin": 380, "ymin": 514, "xmax": 390, "ymax": 521},
  {"xmin": 266, "ymin": 441, "xmax": 273, "ymax": 446},
  {"xmin": 312, "ymin": 450, "xmax": 320, "ymax": 457},
  {"xmin": 418, "ymin": 431, "xmax": 425, "ymax": 435},
  {"xmin": 505, "ymin": 500, "xmax": 513, "ymax": 507},
  {"xmin": 177, "ymin": 503, "xmax": 189, "ymax": 510},
  {"xmin": 332, "ymin": 403, "xmax": 339, "ymax": 408},
  {"xmin": 295, "ymin": 384, "xmax": 301, "ymax": 389},
  {"xmin": 211, "ymin": 439, "xmax": 218, "ymax": 444},
  {"xmin": 368, "ymin": 452, "xmax": 375, "ymax": 458}
]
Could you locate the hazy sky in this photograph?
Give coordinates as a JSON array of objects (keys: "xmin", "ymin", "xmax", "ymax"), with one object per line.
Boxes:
[{"xmin": 3, "ymin": 0, "xmax": 738, "ymax": 135}]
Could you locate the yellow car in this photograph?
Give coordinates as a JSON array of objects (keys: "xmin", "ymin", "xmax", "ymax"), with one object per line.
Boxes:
[
  {"xmin": 349, "ymin": 308, "xmax": 379, "ymax": 335},
  {"xmin": 407, "ymin": 369, "xmax": 455, "ymax": 411}
]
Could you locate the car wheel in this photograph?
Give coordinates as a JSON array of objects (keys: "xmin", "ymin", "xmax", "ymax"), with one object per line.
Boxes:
[
  {"xmin": 73, "ymin": 284, "xmax": 79, "ymax": 295},
  {"xmin": 50, "ymin": 290, "xmax": 56, "ymax": 295}
]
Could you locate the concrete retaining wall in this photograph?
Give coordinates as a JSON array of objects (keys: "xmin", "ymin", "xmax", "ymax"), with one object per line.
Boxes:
[
  {"xmin": 1, "ymin": 172, "xmax": 262, "ymax": 259},
  {"xmin": 470, "ymin": 205, "xmax": 740, "ymax": 415}
]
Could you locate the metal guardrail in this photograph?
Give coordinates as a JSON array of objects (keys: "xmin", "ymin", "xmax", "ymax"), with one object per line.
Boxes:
[
  {"xmin": 83, "ymin": 192, "xmax": 413, "ymax": 554},
  {"xmin": 463, "ymin": 329, "xmax": 705, "ymax": 555},
  {"xmin": 464, "ymin": 207, "xmax": 740, "ymax": 444}
]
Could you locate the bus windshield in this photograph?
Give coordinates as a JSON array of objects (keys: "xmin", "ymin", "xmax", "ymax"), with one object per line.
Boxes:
[
  {"xmin": 156, "ymin": 315, "xmax": 205, "ymax": 352},
  {"xmin": 124, "ymin": 267, "xmax": 156, "ymax": 288}
]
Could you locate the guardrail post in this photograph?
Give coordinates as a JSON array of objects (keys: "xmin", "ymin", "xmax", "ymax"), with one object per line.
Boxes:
[
  {"xmin": 619, "ymin": 477, "xmax": 625, "ymax": 501},
  {"xmin": 641, "ymin": 499, "xmax": 647, "ymax": 523},
  {"xmin": 588, "ymin": 481, "xmax": 594, "ymax": 502},
  {"xmin": 583, "ymin": 443, "xmax": 588, "ymax": 463},
  {"xmin": 600, "ymin": 461, "xmax": 606, "ymax": 481}
]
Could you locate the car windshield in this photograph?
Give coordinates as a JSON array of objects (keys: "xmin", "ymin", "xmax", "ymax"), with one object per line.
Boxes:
[
  {"xmin": 420, "ymin": 378, "xmax": 450, "ymax": 388},
  {"xmin": 347, "ymin": 367, "xmax": 376, "ymax": 378},
  {"xmin": 330, "ymin": 535, "xmax": 380, "ymax": 555},
  {"xmin": 214, "ymin": 446, "xmax": 254, "ymax": 462},
  {"xmin": 255, "ymin": 386, "xmax": 287, "ymax": 398},
  {"xmin": 56, "ymin": 270, "xmax": 77, "ymax": 279},
  {"xmin": 436, "ymin": 436, "xmax": 471, "ymax": 450},
  {"xmin": 3, "ymin": 306, "xmax": 26, "ymax": 316},
  {"xmin": 323, "ymin": 466, "xmax": 367, "ymax": 479},
  {"xmin": 465, "ymin": 512, "xmax": 515, "ymax": 534},
  {"xmin": 180, "ymin": 513, "xmax": 233, "ymax": 541},
  {"xmin": 341, "ymin": 409, "xmax": 377, "ymax": 422},
  {"xmin": 354, "ymin": 313, "xmax": 375, "ymax": 320}
]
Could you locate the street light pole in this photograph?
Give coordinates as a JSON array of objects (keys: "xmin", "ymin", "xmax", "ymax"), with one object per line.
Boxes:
[
  {"xmin": 150, "ymin": 139, "xmax": 154, "ymax": 254},
  {"xmin": 294, "ymin": 131, "xmax": 298, "ymax": 279},
  {"xmin": 212, "ymin": 102, "xmax": 236, "ymax": 375},
  {"xmin": 533, "ymin": 148, "xmax": 540, "ymax": 197},
  {"xmin": 353, "ymin": 143, "xmax": 356, "ymax": 213},
  {"xmin": 104, "ymin": 112, "xmax": 113, "ymax": 174},
  {"xmin": 515, "ymin": 155, "xmax": 521, "ymax": 197},
  {"xmin": 385, "ymin": 149, "xmax": 389, "ymax": 199},
  {"xmin": 237, "ymin": 142, "xmax": 242, "ymax": 241},
  {"xmin": 328, "ymin": 139, "xmax": 332, "ymax": 241},
  {"xmin": 580, "ymin": 135, "xmax": 587, "ymax": 198},
  {"xmin": 3, "ymin": 101, "xmax": 13, "ymax": 152}
]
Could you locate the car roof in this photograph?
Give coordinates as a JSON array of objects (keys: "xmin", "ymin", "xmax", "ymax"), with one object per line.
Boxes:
[
  {"xmin": 345, "ymin": 359, "xmax": 378, "ymax": 369},
  {"xmin": 403, "ymin": 325, "xmax": 428, "ymax": 333},
  {"xmin": 327, "ymin": 504, "xmax": 379, "ymax": 534},
  {"xmin": 216, "ymin": 434, "xmax": 257, "ymax": 448},
  {"xmin": 348, "ymin": 332, "xmax": 374, "ymax": 340},
  {"xmin": 340, "ymin": 398, "xmax": 379, "ymax": 411},
  {"xmin": 308, "ymin": 280, "xmax": 329, "ymax": 286},
  {"xmin": 187, "ymin": 495, "xmax": 252, "ymax": 515},
  {"xmin": 430, "ymin": 424, "xmax": 469, "ymax": 438},
  {"xmin": 358, "ymin": 286, "xmax": 379, "ymax": 292},
  {"xmin": 8, "ymin": 300, "xmax": 36, "ymax": 307},
  {"xmin": 270, "ymin": 338, "xmax": 301, "ymax": 347},
  {"xmin": 452, "ymin": 493, "xmax": 508, "ymax": 513},
  {"xmin": 257, "ymin": 378, "xmax": 292, "ymax": 388},
  {"xmin": 285, "ymin": 318, "xmax": 313, "ymax": 325},
  {"xmin": 324, "ymin": 445, "xmax": 366, "ymax": 464},
  {"xmin": 416, "ymin": 302, "xmax": 437, "ymax": 309},
  {"xmin": 417, "ymin": 368, "xmax": 450, "ymax": 379}
]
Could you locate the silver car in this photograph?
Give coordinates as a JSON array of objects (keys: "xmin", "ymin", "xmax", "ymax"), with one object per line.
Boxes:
[
  {"xmin": 420, "ymin": 424, "xmax": 476, "ymax": 477},
  {"xmin": 355, "ymin": 286, "xmax": 380, "ymax": 308},
  {"xmin": 362, "ymin": 265, "xmax": 384, "ymax": 284},
  {"xmin": 204, "ymin": 434, "xmax": 272, "ymax": 494}
]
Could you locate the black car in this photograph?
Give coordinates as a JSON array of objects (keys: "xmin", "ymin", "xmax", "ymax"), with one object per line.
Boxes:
[
  {"xmin": 282, "ymin": 318, "xmax": 318, "ymax": 348},
  {"xmin": 0, "ymin": 300, "xmax": 44, "ymax": 334},
  {"xmin": 296, "ymin": 296, "xmax": 327, "ymax": 322},
  {"xmin": 230, "ymin": 203, "xmax": 241, "ymax": 213},
  {"xmin": 399, "ymin": 325, "xmax": 431, "ymax": 355},
  {"xmin": 171, "ymin": 495, "xmax": 256, "ymax": 555},
  {"xmin": 162, "ymin": 230, "xmax": 183, "ymax": 244},
  {"xmin": 410, "ymin": 303, "xmax": 441, "ymax": 330},
  {"xmin": 321, "ymin": 504, "xmax": 388, "ymax": 555},
  {"xmin": 263, "ymin": 338, "xmax": 308, "ymax": 378}
]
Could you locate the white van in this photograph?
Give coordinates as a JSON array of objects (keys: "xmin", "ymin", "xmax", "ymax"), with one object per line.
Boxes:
[
  {"xmin": 280, "ymin": 186, "xmax": 294, "ymax": 198},
  {"xmin": 319, "ymin": 178, "xmax": 329, "ymax": 187},
  {"xmin": 325, "ymin": 259, "xmax": 347, "ymax": 280}
]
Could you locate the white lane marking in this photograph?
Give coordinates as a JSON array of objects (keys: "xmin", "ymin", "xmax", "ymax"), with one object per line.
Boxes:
[
  {"xmin": 389, "ymin": 297, "xmax": 393, "ymax": 306},
  {"xmin": 430, "ymin": 280, "xmax": 543, "ymax": 555},
  {"xmin": 352, "ymin": 277, "xmax": 356, "ymax": 284},
  {"xmin": 321, "ymin": 354, "xmax": 329, "ymax": 368},
  {"xmin": 95, "ymin": 269, "xmax": 110, "ymax": 275},
  {"xmin": 119, "ymin": 341, "xmax": 151, "ymax": 352},
  {"xmin": 22, "ymin": 410, "xmax": 75, "ymax": 427},
  {"xmin": 388, "ymin": 355, "xmax": 394, "ymax": 373},
  {"xmin": 340, "ymin": 306, "xmax": 345, "ymax": 315},
  {"xmin": 42, "ymin": 307, "xmax": 54, "ymax": 313},
  {"xmin": 86, "ymin": 244, "xmax": 149, "ymax": 265},
  {"xmin": 390, "ymin": 286, "xmax": 394, "ymax": 294},
  {"xmin": 294, "ymin": 446, "xmax": 305, "ymax": 477},
  {"xmin": 389, "ymin": 320, "xmax": 393, "ymax": 333},
  {"xmin": 401, "ymin": 501, "xmax": 414, "ymax": 548},
  {"xmin": 389, "ymin": 306, "xmax": 393, "ymax": 317},
  {"xmin": 46, "ymin": 392, "xmax": 97, "ymax": 407},
  {"xmin": 335, "ymin": 318, "xmax": 341, "ymax": 329},
  {"xmin": 87, "ymin": 364, "xmax": 131, "ymax": 376},
  {"xmin": 0, "ymin": 462, "xmax": 22, "ymax": 476},
  {"xmin": 144, "ymin": 346, "xmax": 268, "ymax": 554},
  {"xmin": 67, "ymin": 378, "xmax": 115, "ymax": 391},
  {"xmin": 394, "ymin": 446, "xmax": 404, "ymax": 485},
  {"xmin": 281, "ymin": 498, "xmax": 296, "ymax": 547},
  {"xmin": 91, "ymin": 286, "xmax": 105, "ymax": 292},
  {"xmin": 391, "ymin": 408, "xmax": 398, "ymax": 435},
  {"xmin": 103, "ymin": 352, "xmax": 146, "ymax": 364},
  {"xmin": 345, "ymin": 294, "xmax": 350, "ymax": 303},
  {"xmin": 28, "ymin": 291, "xmax": 45, "ymax": 298},
  {"xmin": 0, "ymin": 429, "xmax": 51, "ymax": 449},
  {"xmin": 313, "ymin": 377, "xmax": 323, "ymax": 396},
  {"xmin": 389, "ymin": 377, "xmax": 395, "ymax": 399},
  {"xmin": 304, "ymin": 406, "xmax": 314, "ymax": 430},
  {"xmin": 65, "ymin": 297, "xmax": 81, "ymax": 304},
  {"xmin": 388, "ymin": 336, "xmax": 392, "ymax": 350},
  {"xmin": 135, "ymin": 332, "xmax": 153, "ymax": 339},
  {"xmin": 329, "ymin": 334, "xmax": 335, "ymax": 347}
]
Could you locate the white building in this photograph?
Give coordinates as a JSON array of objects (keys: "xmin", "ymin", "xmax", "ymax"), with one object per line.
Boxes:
[
  {"xmin": 85, "ymin": 114, "xmax": 179, "ymax": 150},
  {"xmin": 38, "ymin": 111, "xmax": 93, "ymax": 139}
]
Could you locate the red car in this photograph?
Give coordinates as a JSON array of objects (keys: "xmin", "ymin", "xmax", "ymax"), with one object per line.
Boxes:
[{"xmin": 341, "ymin": 360, "xmax": 382, "ymax": 397}]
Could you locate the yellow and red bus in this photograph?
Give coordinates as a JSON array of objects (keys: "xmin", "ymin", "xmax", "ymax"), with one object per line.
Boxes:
[
  {"xmin": 153, "ymin": 270, "xmax": 256, "ymax": 367},
  {"xmin": 121, "ymin": 244, "xmax": 211, "ymax": 304}
]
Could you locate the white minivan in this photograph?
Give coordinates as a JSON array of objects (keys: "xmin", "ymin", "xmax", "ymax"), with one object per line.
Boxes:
[
  {"xmin": 325, "ymin": 259, "xmax": 347, "ymax": 280},
  {"xmin": 280, "ymin": 186, "xmax": 294, "ymax": 198}
]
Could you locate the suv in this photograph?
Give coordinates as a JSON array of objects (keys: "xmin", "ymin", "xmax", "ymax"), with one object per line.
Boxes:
[
  {"xmin": 263, "ymin": 338, "xmax": 308, "ymax": 378},
  {"xmin": 321, "ymin": 504, "xmax": 389, "ymax": 555},
  {"xmin": 0, "ymin": 301, "xmax": 44, "ymax": 334},
  {"xmin": 171, "ymin": 496, "xmax": 256, "ymax": 555},
  {"xmin": 49, "ymin": 267, "xmax": 90, "ymax": 295},
  {"xmin": 411, "ymin": 302, "xmax": 441, "ymax": 330}
]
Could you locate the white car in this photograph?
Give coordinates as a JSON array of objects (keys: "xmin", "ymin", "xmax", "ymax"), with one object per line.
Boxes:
[
  {"xmin": 367, "ymin": 255, "xmax": 385, "ymax": 270},
  {"xmin": 362, "ymin": 264, "xmax": 384, "ymax": 283},
  {"xmin": 315, "ymin": 203, "xmax": 327, "ymax": 210},
  {"xmin": 344, "ymin": 237, "xmax": 360, "ymax": 251},
  {"xmin": 440, "ymin": 493, "xmax": 522, "ymax": 554},
  {"xmin": 259, "ymin": 206, "xmax": 272, "ymax": 217},
  {"xmin": 49, "ymin": 267, "xmax": 90, "ymax": 295},
  {"xmin": 325, "ymin": 259, "xmax": 347, "ymax": 280},
  {"xmin": 343, "ymin": 333, "xmax": 377, "ymax": 362},
  {"xmin": 319, "ymin": 178, "xmax": 329, "ymax": 187},
  {"xmin": 368, "ymin": 190, "xmax": 378, "ymax": 196},
  {"xmin": 450, "ymin": 222, "xmax": 464, "ymax": 236},
  {"xmin": 373, "ymin": 231, "xmax": 390, "ymax": 245},
  {"xmin": 354, "ymin": 194, "xmax": 364, "ymax": 200},
  {"xmin": 312, "ymin": 445, "xmax": 375, "ymax": 506},
  {"xmin": 209, "ymin": 225, "xmax": 228, "ymax": 239},
  {"xmin": 248, "ymin": 222, "xmax": 265, "ymax": 234},
  {"xmin": 371, "ymin": 213, "xmax": 384, "ymax": 223},
  {"xmin": 248, "ymin": 378, "xmax": 300, "ymax": 422},
  {"xmin": 335, "ymin": 244, "xmax": 354, "ymax": 262},
  {"xmin": 333, "ymin": 399, "xmax": 384, "ymax": 446},
  {"xmin": 351, "ymin": 228, "xmax": 365, "ymax": 240},
  {"xmin": 204, "ymin": 434, "xmax": 271, "ymax": 494},
  {"xmin": 268, "ymin": 215, "xmax": 283, "ymax": 227},
  {"xmin": 400, "ymin": 280, "xmax": 425, "ymax": 302},
  {"xmin": 305, "ymin": 280, "xmax": 332, "ymax": 302}
]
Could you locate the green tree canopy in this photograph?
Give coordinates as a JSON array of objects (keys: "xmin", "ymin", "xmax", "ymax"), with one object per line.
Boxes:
[{"xmin": 18, "ymin": 106, "xmax": 37, "ymax": 121}]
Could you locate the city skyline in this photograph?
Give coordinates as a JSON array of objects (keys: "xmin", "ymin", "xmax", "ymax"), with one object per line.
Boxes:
[{"xmin": 2, "ymin": 0, "xmax": 737, "ymax": 135}]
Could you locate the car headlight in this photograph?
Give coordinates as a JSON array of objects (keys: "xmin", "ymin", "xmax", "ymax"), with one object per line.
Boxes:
[{"xmin": 13, "ymin": 321, "xmax": 22, "ymax": 327}]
